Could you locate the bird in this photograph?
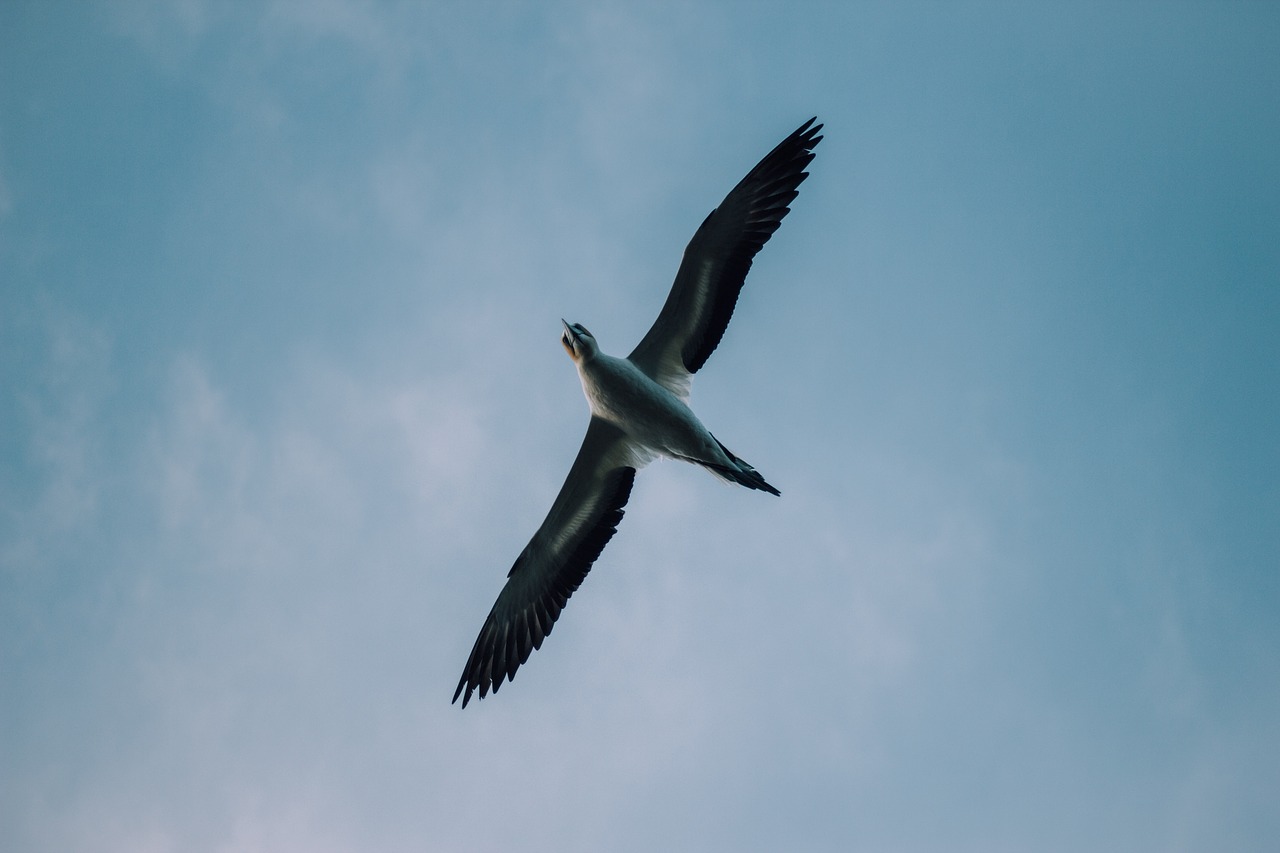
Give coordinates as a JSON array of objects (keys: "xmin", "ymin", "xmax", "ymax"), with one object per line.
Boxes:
[{"xmin": 453, "ymin": 117, "xmax": 822, "ymax": 707}]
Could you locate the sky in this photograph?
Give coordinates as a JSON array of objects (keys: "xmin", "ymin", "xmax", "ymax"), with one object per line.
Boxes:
[{"xmin": 2, "ymin": 1, "xmax": 1278, "ymax": 850}]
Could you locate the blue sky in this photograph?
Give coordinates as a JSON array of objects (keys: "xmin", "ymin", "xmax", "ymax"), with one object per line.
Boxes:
[{"xmin": 2, "ymin": 2, "xmax": 1278, "ymax": 850}]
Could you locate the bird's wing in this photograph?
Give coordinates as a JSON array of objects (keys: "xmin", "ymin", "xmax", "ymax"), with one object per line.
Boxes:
[
  {"xmin": 453, "ymin": 416, "xmax": 651, "ymax": 707},
  {"xmin": 628, "ymin": 118, "xmax": 823, "ymax": 397}
]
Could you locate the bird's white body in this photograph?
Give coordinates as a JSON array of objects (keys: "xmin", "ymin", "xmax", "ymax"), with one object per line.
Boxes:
[
  {"xmin": 558, "ymin": 317, "xmax": 776, "ymax": 493},
  {"xmin": 575, "ymin": 351, "xmax": 727, "ymax": 471}
]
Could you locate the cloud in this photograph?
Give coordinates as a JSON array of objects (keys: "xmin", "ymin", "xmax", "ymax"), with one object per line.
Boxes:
[
  {"xmin": 0, "ymin": 348, "xmax": 462, "ymax": 849},
  {"xmin": 103, "ymin": 0, "xmax": 211, "ymax": 70},
  {"xmin": 1, "ymin": 304, "xmax": 113, "ymax": 570}
]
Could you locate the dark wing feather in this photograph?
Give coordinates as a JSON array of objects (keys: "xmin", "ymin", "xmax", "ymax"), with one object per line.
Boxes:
[
  {"xmin": 453, "ymin": 417, "xmax": 639, "ymax": 707},
  {"xmin": 629, "ymin": 118, "xmax": 822, "ymax": 388}
]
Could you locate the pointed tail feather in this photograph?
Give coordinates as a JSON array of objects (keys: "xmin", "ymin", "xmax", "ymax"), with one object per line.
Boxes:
[{"xmin": 709, "ymin": 437, "xmax": 781, "ymax": 496}]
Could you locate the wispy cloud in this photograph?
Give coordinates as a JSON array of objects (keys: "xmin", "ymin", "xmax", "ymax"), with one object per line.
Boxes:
[{"xmin": 1, "ymin": 304, "xmax": 113, "ymax": 570}]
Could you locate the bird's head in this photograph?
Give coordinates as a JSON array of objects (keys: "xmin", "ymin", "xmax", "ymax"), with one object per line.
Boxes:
[{"xmin": 560, "ymin": 320, "xmax": 598, "ymax": 362}]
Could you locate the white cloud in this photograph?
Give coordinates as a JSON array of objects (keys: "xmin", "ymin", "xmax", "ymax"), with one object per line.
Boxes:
[
  {"xmin": 103, "ymin": 0, "xmax": 211, "ymax": 70},
  {"xmin": 262, "ymin": 0, "xmax": 413, "ymax": 72},
  {"xmin": 1, "ymin": 305, "xmax": 113, "ymax": 573}
]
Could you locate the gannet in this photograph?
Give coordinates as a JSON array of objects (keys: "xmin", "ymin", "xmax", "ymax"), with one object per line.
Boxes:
[{"xmin": 453, "ymin": 118, "xmax": 822, "ymax": 707}]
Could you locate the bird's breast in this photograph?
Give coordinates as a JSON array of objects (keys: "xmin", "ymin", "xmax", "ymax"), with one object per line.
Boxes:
[{"xmin": 578, "ymin": 355, "xmax": 711, "ymax": 458}]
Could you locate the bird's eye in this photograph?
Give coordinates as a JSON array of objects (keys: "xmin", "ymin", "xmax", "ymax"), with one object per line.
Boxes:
[{"xmin": 562, "ymin": 335, "xmax": 571, "ymax": 348}]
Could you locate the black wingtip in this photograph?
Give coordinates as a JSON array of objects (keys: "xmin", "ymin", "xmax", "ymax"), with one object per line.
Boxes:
[
  {"xmin": 793, "ymin": 116, "xmax": 823, "ymax": 144},
  {"xmin": 452, "ymin": 465, "xmax": 637, "ymax": 709},
  {"xmin": 772, "ymin": 117, "xmax": 824, "ymax": 163}
]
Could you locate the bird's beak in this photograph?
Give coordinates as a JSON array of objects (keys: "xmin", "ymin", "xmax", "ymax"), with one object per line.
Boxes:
[
  {"xmin": 560, "ymin": 319, "xmax": 577, "ymax": 356},
  {"xmin": 561, "ymin": 319, "xmax": 579, "ymax": 348}
]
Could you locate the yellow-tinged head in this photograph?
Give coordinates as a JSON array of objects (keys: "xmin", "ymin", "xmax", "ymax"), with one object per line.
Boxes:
[{"xmin": 560, "ymin": 319, "xmax": 598, "ymax": 362}]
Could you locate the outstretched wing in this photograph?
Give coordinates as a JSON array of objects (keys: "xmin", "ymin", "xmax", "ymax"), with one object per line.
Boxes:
[
  {"xmin": 628, "ymin": 118, "xmax": 823, "ymax": 397},
  {"xmin": 453, "ymin": 417, "xmax": 649, "ymax": 707}
]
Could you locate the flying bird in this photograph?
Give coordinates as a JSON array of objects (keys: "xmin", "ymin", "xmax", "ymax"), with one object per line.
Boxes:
[{"xmin": 454, "ymin": 117, "xmax": 822, "ymax": 707}]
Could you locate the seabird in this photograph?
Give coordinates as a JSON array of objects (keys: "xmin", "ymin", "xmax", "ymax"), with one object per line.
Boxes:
[{"xmin": 453, "ymin": 117, "xmax": 823, "ymax": 707}]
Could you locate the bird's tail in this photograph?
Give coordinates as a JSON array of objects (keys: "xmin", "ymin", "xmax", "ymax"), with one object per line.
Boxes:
[{"xmin": 705, "ymin": 436, "xmax": 781, "ymax": 496}]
